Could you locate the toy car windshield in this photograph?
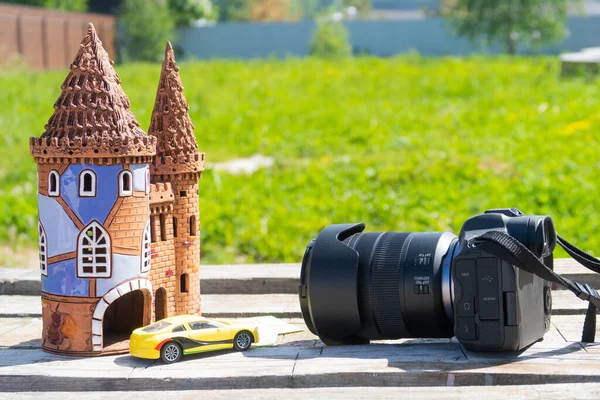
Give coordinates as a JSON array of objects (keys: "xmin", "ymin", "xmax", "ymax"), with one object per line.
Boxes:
[{"xmin": 142, "ymin": 321, "xmax": 172, "ymax": 333}]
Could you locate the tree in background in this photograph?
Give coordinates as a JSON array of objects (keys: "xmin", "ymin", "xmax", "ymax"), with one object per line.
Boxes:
[
  {"xmin": 342, "ymin": 0, "xmax": 371, "ymax": 15},
  {"xmin": 120, "ymin": 0, "xmax": 174, "ymax": 62},
  {"xmin": 167, "ymin": 0, "xmax": 216, "ymax": 27},
  {"xmin": 293, "ymin": 0, "xmax": 322, "ymax": 18},
  {"xmin": 309, "ymin": 18, "xmax": 351, "ymax": 58},
  {"xmin": 212, "ymin": 0, "xmax": 296, "ymax": 22},
  {"xmin": 443, "ymin": 0, "xmax": 570, "ymax": 54},
  {"xmin": 212, "ymin": 0, "xmax": 249, "ymax": 21},
  {"xmin": 293, "ymin": 0, "xmax": 372, "ymax": 19},
  {"xmin": 2, "ymin": 0, "xmax": 88, "ymax": 12},
  {"xmin": 249, "ymin": 0, "xmax": 294, "ymax": 21}
]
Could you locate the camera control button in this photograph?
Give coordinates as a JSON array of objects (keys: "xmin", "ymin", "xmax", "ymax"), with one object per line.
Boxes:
[
  {"xmin": 456, "ymin": 260, "xmax": 476, "ymax": 317},
  {"xmin": 478, "ymin": 261, "xmax": 500, "ymax": 320},
  {"xmin": 457, "ymin": 318, "xmax": 477, "ymax": 340}
]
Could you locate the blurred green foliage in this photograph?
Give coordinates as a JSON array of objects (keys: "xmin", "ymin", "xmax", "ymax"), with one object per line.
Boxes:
[
  {"xmin": 119, "ymin": 0, "xmax": 174, "ymax": 62},
  {"xmin": 293, "ymin": 0, "xmax": 372, "ymax": 18},
  {"xmin": 211, "ymin": 0, "xmax": 372, "ymax": 21},
  {"xmin": 309, "ymin": 19, "xmax": 352, "ymax": 58},
  {"xmin": 212, "ymin": 0, "xmax": 249, "ymax": 21},
  {"xmin": 2, "ymin": 0, "xmax": 88, "ymax": 11},
  {"xmin": 1, "ymin": 56, "xmax": 599, "ymax": 264},
  {"xmin": 444, "ymin": 0, "xmax": 573, "ymax": 54},
  {"xmin": 342, "ymin": 0, "xmax": 371, "ymax": 15},
  {"xmin": 167, "ymin": 0, "xmax": 217, "ymax": 27}
]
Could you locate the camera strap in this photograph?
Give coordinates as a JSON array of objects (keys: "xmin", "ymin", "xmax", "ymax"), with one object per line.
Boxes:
[{"xmin": 469, "ymin": 230, "xmax": 600, "ymax": 343}]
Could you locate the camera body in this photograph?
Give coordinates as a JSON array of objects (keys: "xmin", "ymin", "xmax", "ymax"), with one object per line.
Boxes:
[
  {"xmin": 299, "ymin": 208, "xmax": 556, "ymax": 352},
  {"xmin": 452, "ymin": 208, "xmax": 554, "ymax": 351}
]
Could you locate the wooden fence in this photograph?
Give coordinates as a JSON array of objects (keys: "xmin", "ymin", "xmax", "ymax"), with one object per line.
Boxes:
[{"xmin": 0, "ymin": 4, "xmax": 115, "ymax": 70}]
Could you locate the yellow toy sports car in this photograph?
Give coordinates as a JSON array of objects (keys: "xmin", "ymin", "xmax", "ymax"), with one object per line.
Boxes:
[{"xmin": 129, "ymin": 315, "xmax": 260, "ymax": 363}]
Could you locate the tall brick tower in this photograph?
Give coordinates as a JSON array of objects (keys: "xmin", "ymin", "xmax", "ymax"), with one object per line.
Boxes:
[
  {"xmin": 30, "ymin": 24, "xmax": 157, "ymax": 355},
  {"xmin": 149, "ymin": 42, "xmax": 204, "ymax": 315}
]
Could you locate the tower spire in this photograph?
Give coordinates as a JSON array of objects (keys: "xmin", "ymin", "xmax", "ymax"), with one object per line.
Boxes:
[
  {"xmin": 149, "ymin": 42, "xmax": 203, "ymax": 175},
  {"xmin": 30, "ymin": 23, "xmax": 155, "ymax": 160},
  {"xmin": 149, "ymin": 42, "xmax": 204, "ymax": 317}
]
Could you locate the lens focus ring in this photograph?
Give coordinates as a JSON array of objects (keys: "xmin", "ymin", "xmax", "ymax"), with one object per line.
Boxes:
[{"xmin": 370, "ymin": 232, "xmax": 411, "ymax": 339}]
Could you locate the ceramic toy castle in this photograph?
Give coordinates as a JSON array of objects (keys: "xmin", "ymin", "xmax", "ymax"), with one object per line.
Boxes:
[{"xmin": 29, "ymin": 24, "xmax": 204, "ymax": 355}]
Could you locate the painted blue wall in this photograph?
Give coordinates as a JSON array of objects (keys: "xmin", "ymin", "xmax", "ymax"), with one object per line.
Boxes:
[
  {"xmin": 96, "ymin": 254, "xmax": 144, "ymax": 297},
  {"xmin": 42, "ymin": 258, "xmax": 88, "ymax": 297},
  {"xmin": 38, "ymin": 194, "xmax": 79, "ymax": 258},
  {"xmin": 60, "ymin": 164, "xmax": 121, "ymax": 226},
  {"xmin": 39, "ymin": 163, "xmax": 150, "ymax": 298},
  {"xmin": 176, "ymin": 16, "xmax": 600, "ymax": 59}
]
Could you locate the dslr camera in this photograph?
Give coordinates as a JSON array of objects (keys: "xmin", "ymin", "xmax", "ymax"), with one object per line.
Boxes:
[{"xmin": 299, "ymin": 208, "xmax": 556, "ymax": 352}]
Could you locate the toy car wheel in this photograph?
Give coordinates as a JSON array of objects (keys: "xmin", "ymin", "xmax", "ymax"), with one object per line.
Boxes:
[
  {"xmin": 233, "ymin": 330, "xmax": 253, "ymax": 351},
  {"xmin": 160, "ymin": 342, "xmax": 182, "ymax": 363}
]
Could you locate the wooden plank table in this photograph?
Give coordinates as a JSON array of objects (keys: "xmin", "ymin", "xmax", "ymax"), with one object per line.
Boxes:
[{"xmin": 0, "ymin": 259, "xmax": 599, "ymax": 396}]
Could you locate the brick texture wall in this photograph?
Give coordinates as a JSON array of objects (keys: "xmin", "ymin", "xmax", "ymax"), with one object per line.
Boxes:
[
  {"xmin": 107, "ymin": 193, "xmax": 149, "ymax": 256},
  {"xmin": 171, "ymin": 173, "xmax": 201, "ymax": 315},
  {"xmin": 148, "ymin": 206, "xmax": 177, "ymax": 321}
]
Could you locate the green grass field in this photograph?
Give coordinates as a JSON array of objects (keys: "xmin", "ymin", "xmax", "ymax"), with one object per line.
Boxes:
[{"xmin": 1, "ymin": 56, "xmax": 599, "ymax": 266}]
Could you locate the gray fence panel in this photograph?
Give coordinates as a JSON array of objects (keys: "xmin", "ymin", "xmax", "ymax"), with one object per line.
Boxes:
[
  {"xmin": 178, "ymin": 21, "xmax": 316, "ymax": 59},
  {"xmin": 548, "ymin": 16, "xmax": 600, "ymax": 52},
  {"xmin": 347, "ymin": 19, "xmax": 474, "ymax": 56},
  {"xmin": 177, "ymin": 16, "xmax": 600, "ymax": 60},
  {"xmin": 372, "ymin": 0, "xmax": 438, "ymax": 10}
]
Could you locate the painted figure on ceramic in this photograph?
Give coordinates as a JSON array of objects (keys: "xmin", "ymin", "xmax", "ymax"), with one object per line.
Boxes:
[{"xmin": 30, "ymin": 24, "xmax": 204, "ymax": 356}]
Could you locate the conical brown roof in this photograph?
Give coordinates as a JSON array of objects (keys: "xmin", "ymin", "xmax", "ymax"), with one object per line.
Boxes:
[
  {"xmin": 30, "ymin": 23, "xmax": 156, "ymax": 160},
  {"xmin": 149, "ymin": 42, "xmax": 204, "ymax": 176}
]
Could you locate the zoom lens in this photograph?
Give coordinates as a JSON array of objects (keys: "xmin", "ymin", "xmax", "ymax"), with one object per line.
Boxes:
[{"xmin": 299, "ymin": 223, "xmax": 458, "ymax": 345}]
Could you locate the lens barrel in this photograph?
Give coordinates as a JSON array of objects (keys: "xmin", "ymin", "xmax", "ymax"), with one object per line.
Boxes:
[{"xmin": 299, "ymin": 223, "xmax": 457, "ymax": 345}]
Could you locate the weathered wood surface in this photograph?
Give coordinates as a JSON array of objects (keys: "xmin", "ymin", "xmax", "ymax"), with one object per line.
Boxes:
[
  {"xmin": 5, "ymin": 385, "xmax": 600, "ymax": 400},
  {"xmin": 0, "ymin": 290, "xmax": 594, "ymax": 319},
  {"xmin": 1, "ymin": 258, "xmax": 597, "ymax": 295},
  {"xmin": 1, "ymin": 259, "xmax": 599, "ymax": 393},
  {"xmin": 1, "ymin": 336, "xmax": 600, "ymax": 390},
  {"xmin": 0, "ymin": 316, "xmax": 593, "ymax": 349},
  {"xmin": 0, "ymin": 312, "xmax": 599, "ymax": 391}
]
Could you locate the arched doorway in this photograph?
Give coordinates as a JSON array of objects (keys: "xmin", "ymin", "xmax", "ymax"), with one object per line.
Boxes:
[
  {"xmin": 102, "ymin": 289, "xmax": 149, "ymax": 351},
  {"xmin": 155, "ymin": 287, "xmax": 167, "ymax": 321},
  {"xmin": 91, "ymin": 278, "xmax": 152, "ymax": 353}
]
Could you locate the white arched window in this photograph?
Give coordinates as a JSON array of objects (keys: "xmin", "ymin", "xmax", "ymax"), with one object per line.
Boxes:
[
  {"xmin": 39, "ymin": 220, "xmax": 48, "ymax": 276},
  {"xmin": 79, "ymin": 170, "xmax": 96, "ymax": 197},
  {"xmin": 78, "ymin": 221, "xmax": 111, "ymax": 278},
  {"xmin": 119, "ymin": 170, "xmax": 133, "ymax": 197},
  {"xmin": 145, "ymin": 168, "xmax": 151, "ymax": 195},
  {"xmin": 48, "ymin": 170, "xmax": 60, "ymax": 196},
  {"xmin": 141, "ymin": 221, "xmax": 151, "ymax": 273}
]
